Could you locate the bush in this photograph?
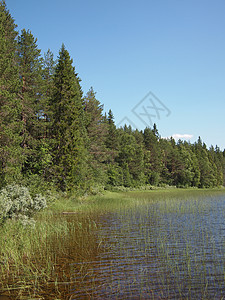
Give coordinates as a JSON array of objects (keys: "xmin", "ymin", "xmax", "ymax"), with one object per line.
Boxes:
[{"xmin": 0, "ymin": 184, "xmax": 47, "ymax": 224}]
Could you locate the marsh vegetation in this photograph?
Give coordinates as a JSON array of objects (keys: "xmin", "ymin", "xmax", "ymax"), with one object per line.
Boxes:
[{"xmin": 1, "ymin": 188, "xmax": 225, "ymax": 299}]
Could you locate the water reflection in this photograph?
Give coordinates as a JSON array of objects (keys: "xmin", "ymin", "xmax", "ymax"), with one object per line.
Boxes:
[{"xmin": 70, "ymin": 194, "xmax": 225, "ymax": 299}]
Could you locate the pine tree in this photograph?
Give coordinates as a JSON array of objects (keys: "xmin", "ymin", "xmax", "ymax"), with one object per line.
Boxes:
[
  {"xmin": 34, "ymin": 49, "xmax": 56, "ymax": 179},
  {"xmin": 174, "ymin": 142, "xmax": 198, "ymax": 187},
  {"xmin": 208, "ymin": 145, "xmax": 223, "ymax": 186},
  {"xmin": 159, "ymin": 138, "xmax": 174, "ymax": 185},
  {"xmin": 0, "ymin": 1, "xmax": 22, "ymax": 186},
  {"xmin": 50, "ymin": 44, "xmax": 88, "ymax": 190},
  {"xmin": 84, "ymin": 87, "xmax": 108, "ymax": 185},
  {"xmin": 105, "ymin": 109, "xmax": 118, "ymax": 151},
  {"xmin": 116, "ymin": 129, "xmax": 144, "ymax": 186},
  {"xmin": 17, "ymin": 29, "xmax": 44, "ymax": 176},
  {"xmin": 143, "ymin": 127, "xmax": 163, "ymax": 185},
  {"xmin": 193, "ymin": 138, "xmax": 217, "ymax": 187},
  {"xmin": 41, "ymin": 49, "xmax": 55, "ymax": 138}
]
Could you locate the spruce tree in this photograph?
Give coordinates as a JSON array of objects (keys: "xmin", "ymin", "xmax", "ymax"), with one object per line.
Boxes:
[
  {"xmin": 50, "ymin": 44, "xmax": 88, "ymax": 190},
  {"xmin": 0, "ymin": 1, "xmax": 22, "ymax": 186}
]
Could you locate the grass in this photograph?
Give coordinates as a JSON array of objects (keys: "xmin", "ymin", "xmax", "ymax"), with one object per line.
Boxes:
[{"xmin": 0, "ymin": 187, "xmax": 225, "ymax": 298}]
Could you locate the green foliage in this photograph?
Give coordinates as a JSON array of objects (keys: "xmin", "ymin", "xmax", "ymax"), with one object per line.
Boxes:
[
  {"xmin": 17, "ymin": 28, "xmax": 46, "ymax": 181},
  {"xmin": 148, "ymin": 171, "xmax": 160, "ymax": 186},
  {"xmin": 107, "ymin": 163, "xmax": 123, "ymax": 186},
  {"xmin": 143, "ymin": 127, "xmax": 163, "ymax": 179},
  {"xmin": 106, "ymin": 109, "xmax": 118, "ymax": 152},
  {"xmin": 0, "ymin": 2, "xmax": 225, "ymax": 192},
  {"xmin": 50, "ymin": 44, "xmax": 88, "ymax": 191},
  {"xmin": 0, "ymin": 0, "xmax": 22, "ymax": 186},
  {"xmin": 193, "ymin": 139, "xmax": 218, "ymax": 188},
  {"xmin": 84, "ymin": 87, "xmax": 108, "ymax": 185},
  {"xmin": 0, "ymin": 184, "xmax": 47, "ymax": 224},
  {"xmin": 116, "ymin": 129, "xmax": 145, "ymax": 186},
  {"xmin": 122, "ymin": 162, "xmax": 132, "ymax": 187}
]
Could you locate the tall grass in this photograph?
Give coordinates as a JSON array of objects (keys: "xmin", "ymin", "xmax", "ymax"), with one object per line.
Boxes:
[
  {"xmin": 0, "ymin": 197, "xmax": 100, "ymax": 299},
  {"xmin": 0, "ymin": 188, "xmax": 225, "ymax": 298}
]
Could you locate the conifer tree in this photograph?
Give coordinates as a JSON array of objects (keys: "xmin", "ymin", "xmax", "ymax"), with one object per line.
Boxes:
[
  {"xmin": 42, "ymin": 49, "xmax": 55, "ymax": 137},
  {"xmin": 105, "ymin": 109, "xmax": 118, "ymax": 151},
  {"xmin": 117, "ymin": 129, "xmax": 145, "ymax": 186},
  {"xmin": 193, "ymin": 138, "xmax": 217, "ymax": 187},
  {"xmin": 50, "ymin": 44, "xmax": 88, "ymax": 190},
  {"xmin": 143, "ymin": 127, "xmax": 163, "ymax": 185},
  {"xmin": 174, "ymin": 142, "xmax": 198, "ymax": 187},
  {"xmin": 34, "ymin": 49, "xmax": 56, "ymax": 179},
  {"xmin": 17, "ymin": 29, "xmax": 44, "ymax": 176},
  {"xmin": 84, "ymin": 87, "xmax": 108, "ymax": 184},
  {"xmin": 208, "ymin": 145, "xmax": 223, "ymax": 186},
  {"xmin": 0, "ymin": 1, "xmax": 22, "ymax": 186},
  {"xmin": 1, "ymin": 1, "xmax": 224, "ymax": 190},
  {"xmin": 159, "ymin": 138, "xmax": 173, "ymax": 185}
]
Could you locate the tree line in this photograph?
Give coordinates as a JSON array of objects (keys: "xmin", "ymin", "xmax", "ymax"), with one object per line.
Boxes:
[{"xmin": 1, "ymin": 1, "xmax": 225, "ymax": 193}]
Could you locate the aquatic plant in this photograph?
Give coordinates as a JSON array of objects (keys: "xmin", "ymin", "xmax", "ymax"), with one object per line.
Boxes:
[{"xmin": 0, "ymin": 188, "xmax": 225, "ymax": 298}]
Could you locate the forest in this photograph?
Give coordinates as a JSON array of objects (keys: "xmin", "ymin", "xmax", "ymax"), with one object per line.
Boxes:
[{"xmin": 1, "ymin": 0, "xmax": 225, "ymax": 194}]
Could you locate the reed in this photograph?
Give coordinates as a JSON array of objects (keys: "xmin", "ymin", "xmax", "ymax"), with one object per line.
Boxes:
[{"xmin": 0, "ymin": 188, "xmax": 225, "ymax": 298}]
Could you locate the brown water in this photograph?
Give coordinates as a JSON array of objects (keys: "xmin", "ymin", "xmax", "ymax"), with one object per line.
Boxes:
[{"xmin": 66, "ymin": 193, "xmax": 225, "ymax": 299}]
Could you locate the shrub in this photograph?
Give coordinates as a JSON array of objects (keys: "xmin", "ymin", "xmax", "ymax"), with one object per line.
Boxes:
[{"xmin": 0, "ymin": 184, "xmax": 47, "ymax": 224}]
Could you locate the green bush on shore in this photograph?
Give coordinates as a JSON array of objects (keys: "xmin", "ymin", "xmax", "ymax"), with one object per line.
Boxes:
[{"xmin": 0, "ymin": 184, "xmax": 47, "ymax": 225}]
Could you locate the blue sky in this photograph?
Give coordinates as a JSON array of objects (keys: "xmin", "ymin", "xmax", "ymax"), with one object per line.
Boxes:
[{"xmin": 6, "ymin": 0, "xmax": 225, "ymax": 150}]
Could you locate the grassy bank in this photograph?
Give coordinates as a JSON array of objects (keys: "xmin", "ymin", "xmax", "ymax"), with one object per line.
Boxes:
[{"xmin": 0, "ymin": 187, "xmax": 225, "ymax": 299}]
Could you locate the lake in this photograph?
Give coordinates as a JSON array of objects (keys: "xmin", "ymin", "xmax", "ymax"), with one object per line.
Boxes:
[
  {"xmin": 2, "ymin": 189, "xmax": 225, "ymax": 299},
  {"xmin": 63, "ymin": 190, "xmax": 225, "ymax": 299}
]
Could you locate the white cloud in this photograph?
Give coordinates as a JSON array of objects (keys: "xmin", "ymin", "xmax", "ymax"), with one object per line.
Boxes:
[{"xmin": 172, "ymin": 133, "xmax": 194, "ymax": 140}]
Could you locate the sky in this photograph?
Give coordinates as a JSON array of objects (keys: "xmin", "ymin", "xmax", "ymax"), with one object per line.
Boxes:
[{"xmin": 5, "ymin": 0, "xmax": 225, "ymax": 150}]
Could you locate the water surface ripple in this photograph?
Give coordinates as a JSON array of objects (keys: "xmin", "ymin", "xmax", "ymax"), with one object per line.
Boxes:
[{"xmin": 70, "ymin": 193, "xmax": 225, "ymax": 299}]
